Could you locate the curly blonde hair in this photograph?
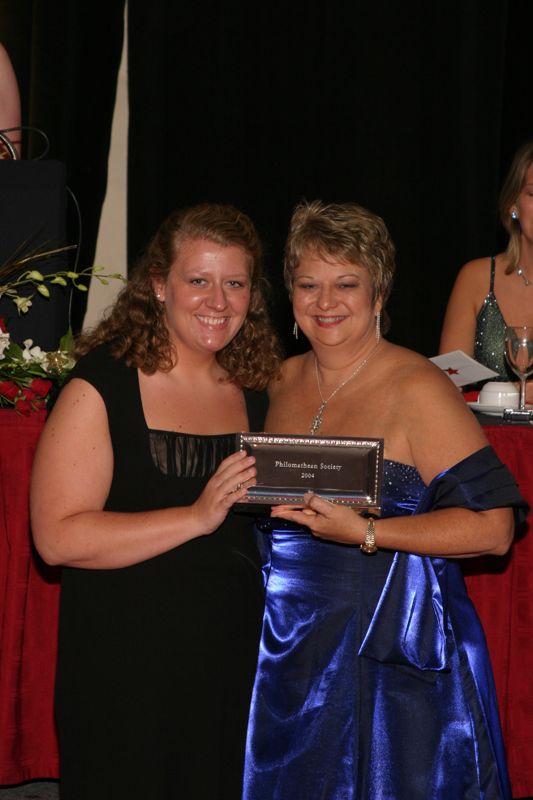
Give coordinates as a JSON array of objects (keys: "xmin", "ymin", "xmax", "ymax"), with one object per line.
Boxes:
[
  {"xmin": 499, "ymin": 141, "xmax": 533, "ymax": 274},
  {"xmin": 76, "ymin": 203, "xmax": 283, "ymax": 389},
  {"xmin": 283, "ymin": 200, "xmax": 396, "ymax": 331}
]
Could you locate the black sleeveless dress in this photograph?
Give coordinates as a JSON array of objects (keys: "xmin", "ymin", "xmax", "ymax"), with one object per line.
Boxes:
[{"xmin": 55, "ymin": 346, "xmax": 266, "ymax": 800}]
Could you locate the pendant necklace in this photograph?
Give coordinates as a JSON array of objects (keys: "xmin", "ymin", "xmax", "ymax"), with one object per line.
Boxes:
[
  {"xmin": 309, "ymin": 342, "xmax": 380, "ymax": 435},
  {"xmin": 516, "ymin": 266, "xmax": 532, "ymax": 287}
]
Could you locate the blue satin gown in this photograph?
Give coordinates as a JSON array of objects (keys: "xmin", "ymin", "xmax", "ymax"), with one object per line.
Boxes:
[{"xmin": 243, "ymin": 447, "xmax": 526, "ymax": 800}]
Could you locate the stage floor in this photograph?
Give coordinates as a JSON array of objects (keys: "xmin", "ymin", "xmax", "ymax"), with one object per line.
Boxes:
[{"xmin": 0, "ymin": 783, "xmax": 59, "ymax": 799}]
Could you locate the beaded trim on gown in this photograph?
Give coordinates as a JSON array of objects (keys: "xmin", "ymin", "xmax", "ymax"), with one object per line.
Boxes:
[{"xmin": 474, "ymin": 256, "xmax": 515, "ymax": 381}]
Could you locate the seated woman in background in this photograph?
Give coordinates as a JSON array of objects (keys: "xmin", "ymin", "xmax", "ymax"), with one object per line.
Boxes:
[
  {"xmin": 30, "ymin": 203, "xmax": 282, "ymax": 800},
  {"xmin": 440, "ymin": 141, "xmax": 533, "ymax": 392},
  {"xmin": 243, "ymin": 200, "xmax": 526, "ymax": 800}
]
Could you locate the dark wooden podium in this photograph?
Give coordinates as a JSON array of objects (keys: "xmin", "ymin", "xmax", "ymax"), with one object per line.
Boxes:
[{"xmin": 0, "ymin": 160, "xmax": 70, "ymax": 350}]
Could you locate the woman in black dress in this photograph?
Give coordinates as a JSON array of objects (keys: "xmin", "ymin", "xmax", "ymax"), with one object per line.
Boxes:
[{"xmin": 30, "ymin": 203, "xmax": 282, "ymax": 800}]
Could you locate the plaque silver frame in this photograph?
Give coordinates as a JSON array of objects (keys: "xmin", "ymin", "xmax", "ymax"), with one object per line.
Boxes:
[{"xmin": 236, "ymin": 432, "xmax": 383, "ymax": 508}]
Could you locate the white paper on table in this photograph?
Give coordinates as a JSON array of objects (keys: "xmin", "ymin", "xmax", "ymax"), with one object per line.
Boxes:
[{"xmin": 429, "ymin": 350, "xmax": 499, "ymax": 387}]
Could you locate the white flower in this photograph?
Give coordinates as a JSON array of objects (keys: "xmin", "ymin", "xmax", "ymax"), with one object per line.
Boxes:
[
  {"xmin": 22, "ymin": 339, "xmax": 47, "ymax": 364},
  {"xmin": 14, "ymin": 296, "xmax": 32, "ymax": 313},
  {"xmin": 0, "ymin": 331, "xmax": 10, "ymax": 360}
]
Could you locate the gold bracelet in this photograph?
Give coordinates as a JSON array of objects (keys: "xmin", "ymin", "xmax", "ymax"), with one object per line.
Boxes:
[{"xmin": 360, "ymin": 517, "xmax": 378, "ymax": 554}]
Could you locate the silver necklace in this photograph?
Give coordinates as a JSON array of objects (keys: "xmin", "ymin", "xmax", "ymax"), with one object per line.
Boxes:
[
  {"xmin": 516, "ymin": 266, "xmax": 532, "ymax": 287},
  {"xmin": 309, "ymin": 343, "xmax": 380, "ymax": 435}
]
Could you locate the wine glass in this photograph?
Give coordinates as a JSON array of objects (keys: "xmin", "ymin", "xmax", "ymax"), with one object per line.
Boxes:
[{"xmin": 504, "ymin": 326, "xmax": 533, "ymax": 410}]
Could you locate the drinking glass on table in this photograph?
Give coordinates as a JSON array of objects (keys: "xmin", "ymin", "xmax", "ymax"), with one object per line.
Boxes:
[{"xmin": 505, "ymin": 326, "xmax": 533, "ymax": 410}]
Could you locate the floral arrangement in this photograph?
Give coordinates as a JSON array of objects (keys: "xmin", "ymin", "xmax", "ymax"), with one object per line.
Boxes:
[
  {"xmin": 0, "ymin": 318, "xmax": 73, "ymax": 412},
  {"xmin": 0, "ymin": 256, "xmax": 124, "ymax": 413}
]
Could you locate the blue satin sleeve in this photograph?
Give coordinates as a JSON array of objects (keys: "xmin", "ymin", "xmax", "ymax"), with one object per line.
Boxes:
[
  {"xmin": 360, "ymin": 445, "xmax": 527, "ymax": 670},
  {"xmin": 417, "ymin": 444, "xmax": 527, "ymax": 520}
]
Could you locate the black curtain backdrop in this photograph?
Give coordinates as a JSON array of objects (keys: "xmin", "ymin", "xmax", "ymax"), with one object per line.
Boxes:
[
  {"xmin": 1, "ymin": 0, "xmax": 532, "ymax": 353},
  {"xmin": 0, "ymin": 0, "xmax": 125, "ymax": 331}
]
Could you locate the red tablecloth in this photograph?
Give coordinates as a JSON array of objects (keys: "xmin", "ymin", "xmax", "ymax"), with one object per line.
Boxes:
[
  {"xmin": 0, "ymin": 410, "xmax": 60, "ymax": 783},
  {"xmin": 0, "ymin": 410, "xmax": 532, "ymax": 793},
  {"xmin": 463, "ymin": 423, "xmax": 533, "ymax": 799}
]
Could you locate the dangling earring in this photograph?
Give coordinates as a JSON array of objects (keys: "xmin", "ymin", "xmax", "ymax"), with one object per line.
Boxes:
[
  {"xmin": 293, "ymin": 321, "xmax": 299, "ymax": 339},
  {"xmin": 511, "ymin": 209, "xmax": 519, "ymax": 221},
  {"xmin": 375, "ymin": 311, "xmax": 381, "ymax": 343}
]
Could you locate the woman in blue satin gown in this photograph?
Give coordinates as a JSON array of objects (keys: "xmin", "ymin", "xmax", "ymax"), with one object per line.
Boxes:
[{"xmin": 243, "ymin": 201, "xmax": 526, "ymax": 800}]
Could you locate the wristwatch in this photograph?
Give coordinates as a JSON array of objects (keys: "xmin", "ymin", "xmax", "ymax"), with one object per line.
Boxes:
[{"xmin": 360, "ymin": 517, "xmax": 378, "ymax": 554}]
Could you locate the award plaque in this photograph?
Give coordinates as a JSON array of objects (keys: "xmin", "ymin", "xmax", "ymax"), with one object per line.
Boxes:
[{"xmin": 235, "ymin": 433, "xmax": 383, "ymax": 508}]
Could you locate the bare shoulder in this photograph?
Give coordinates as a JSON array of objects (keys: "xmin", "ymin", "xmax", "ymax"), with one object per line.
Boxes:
[
  {"xmin": 380, "ymin": 343, "xmax": 487, "ymax": 480},
  {"xmin": 452, "ymin": 255, "xmax": 494, "ymax": 293},
  {"xmin": 385, "ymin": 343, "xmax": 467, "ymax": 411},
  {"xmin": 268, "ymin": 353, "xmax": 309, "ymax": 400},
  {"xmin": 49, "ymin": 376, "xmax": 106, "ymax": 418},
  {"xmin": 37, "ymin": 377, "xmax": 109, "ymax": 452},
  {"xmin": 380, "ymin": 341, "xmax": 434, "ymax": 376},
  {"xmin": 32, "ymin": 378, "xmax": 111, "ymax": 491}
]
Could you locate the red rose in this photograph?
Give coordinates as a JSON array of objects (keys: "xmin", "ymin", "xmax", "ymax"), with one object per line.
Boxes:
[
  {"xmin": 15, "ymin": 398, "xmax": 32, "ymax": 416},
  {"xmin": 0, "ymin": 380, "xmax": 20, "ymax": 400},
  {"xmin": 0, "ymin": 317, "xmax": 6, "ymax": 333},
  {"xmin": 20, "ymin": 388, "xmax": 36, "ymax": 402},
  {"xmin": 30, "ymin": 378, "xmax": 53, "ymax": 397}
]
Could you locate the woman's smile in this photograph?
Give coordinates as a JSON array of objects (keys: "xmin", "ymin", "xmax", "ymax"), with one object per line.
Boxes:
[
  {"xmin": 292, "ymin": 252, "xmax": 380, "ymax": 350},
  {"xmin": 314, "ymin": 314, "xmax": 347, "ymax": 327},
  {"xmin": 195, "ymin": 314, "xmax": 231, "ymax": 327}
]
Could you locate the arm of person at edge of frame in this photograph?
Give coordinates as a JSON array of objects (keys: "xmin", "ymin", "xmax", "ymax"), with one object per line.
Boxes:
[{"xmin": 0, "ymin": 44, "xmax": 21, "ymax": 156}]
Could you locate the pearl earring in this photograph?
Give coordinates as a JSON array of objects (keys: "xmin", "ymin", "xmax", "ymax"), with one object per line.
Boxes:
[{"xmin": 511, "ymin": 209, "xmax": 519, "ymax": 221}]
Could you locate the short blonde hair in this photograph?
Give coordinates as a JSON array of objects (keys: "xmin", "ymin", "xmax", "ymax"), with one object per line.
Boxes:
[{"xmin": 284, "ymin": 200, "xmax": 396, "ymax": 311}]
